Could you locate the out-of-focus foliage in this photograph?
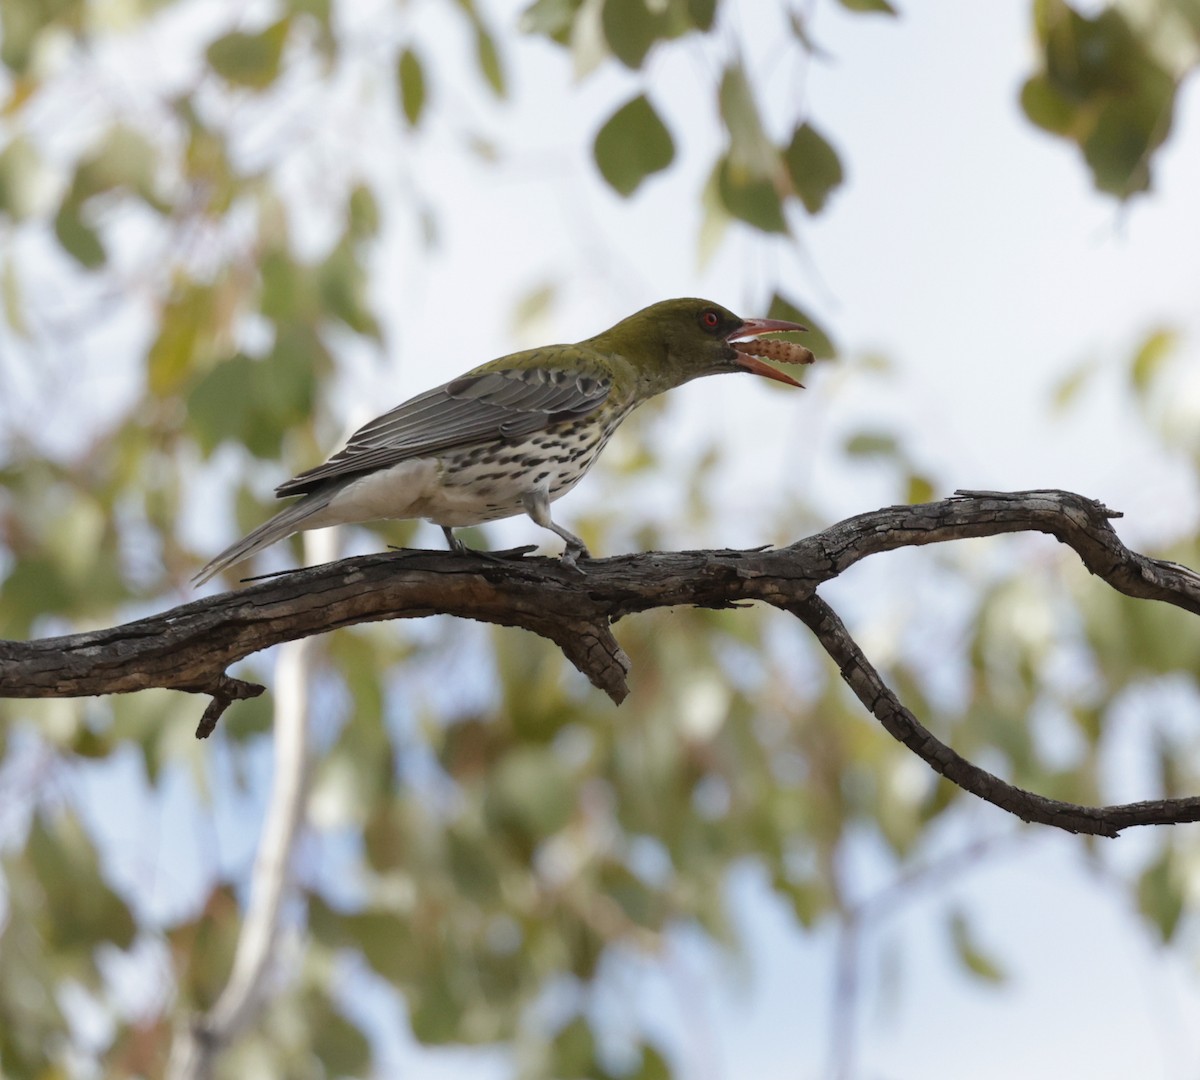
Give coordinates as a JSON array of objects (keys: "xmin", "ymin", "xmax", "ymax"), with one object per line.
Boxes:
[
  {"xmin": 593, "ymin": 94, "xmax": 675, "ymax": 197},
  {"xmin": 0, "ymin": 1, "xmax": 1198, "ymax": 1078},
  {"xmin": 1021, "ymin": 0, "xmax": 1200, "ymax": 196}
]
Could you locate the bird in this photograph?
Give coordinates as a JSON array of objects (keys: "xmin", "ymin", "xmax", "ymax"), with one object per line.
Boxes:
[{"xmin": 193, "ymin": 297, "xmax": 811, "ymax": 585}]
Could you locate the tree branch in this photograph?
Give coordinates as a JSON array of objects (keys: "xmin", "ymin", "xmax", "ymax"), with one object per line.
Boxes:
[{"xmin": 3, "ymin": 490, "xmax": 1199, "ymax": 834}]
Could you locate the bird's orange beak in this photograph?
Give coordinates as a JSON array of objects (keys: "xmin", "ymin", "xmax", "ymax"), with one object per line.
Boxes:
[{"xmin": 728, "ymin": 318, "xmax": 811, "ymax": 387}]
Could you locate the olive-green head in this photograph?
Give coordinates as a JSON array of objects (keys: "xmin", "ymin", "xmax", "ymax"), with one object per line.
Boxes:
[{"xmin": 583, "ymin": 297, "xmax": 808, "ymax": 398}]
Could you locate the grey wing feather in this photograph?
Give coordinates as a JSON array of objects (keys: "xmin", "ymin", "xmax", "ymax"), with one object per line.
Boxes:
[{"xmin": 276, "ymin": 366, "xmax": 611, "ymax": 497}]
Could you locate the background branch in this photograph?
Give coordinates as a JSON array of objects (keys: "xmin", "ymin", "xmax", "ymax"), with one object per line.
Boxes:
[{"xmin": 166, "ymin": 535, "xmax": 323, "ymax": 1079}]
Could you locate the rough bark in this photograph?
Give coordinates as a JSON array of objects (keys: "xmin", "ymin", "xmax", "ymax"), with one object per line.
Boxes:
[{"xmin": 4, "ymin": 489, "xmax": 1199, "ymax": 835}]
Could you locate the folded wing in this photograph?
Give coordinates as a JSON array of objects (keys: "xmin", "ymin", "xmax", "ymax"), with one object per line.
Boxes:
[{"xmin": 276, "ymin": 362, "xmax": 612, "ymax": 497}]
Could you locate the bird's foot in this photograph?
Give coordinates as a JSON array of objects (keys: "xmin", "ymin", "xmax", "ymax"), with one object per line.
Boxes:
[{"xmin": 559, "ymin": 542, "xmax": 591, "ymax": 573}]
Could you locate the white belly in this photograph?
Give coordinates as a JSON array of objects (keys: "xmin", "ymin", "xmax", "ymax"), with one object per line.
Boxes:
[{"xmin": 315, "ymin": 456, "xmax": 578, "ymax": 529}]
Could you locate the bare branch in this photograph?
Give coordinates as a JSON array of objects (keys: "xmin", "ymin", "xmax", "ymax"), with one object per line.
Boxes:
[
  {"xmin": 3, "ymin": 489, "xmax": 1199, "ymax": 834},
  {"xmin": 790, "ymin": 593, "xmax": 1200, "ymax": 837}
]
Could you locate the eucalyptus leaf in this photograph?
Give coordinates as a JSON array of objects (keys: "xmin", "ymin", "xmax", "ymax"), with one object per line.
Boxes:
[
  {"xmin": 602, "ymin": 0, "xmax": 661, "ymax": 68},
  {"xmin": 594, "ymin": 94, "xmax": 675, "ymax": 196},
  {"xmin": 479, "ymin": 28, "xmax": 506, "ymax": 94},
  {"xmin": 716, "ymin": 155, "xmax": 787, "ymax": 233},
  {"xmin": 948, "ymin": 909, "xmax": 1007, "ymax": 984},
  {"xmin": 206, "ymin": 19, "xmax": 289, "ymax": 89},
  {"xmin": 521, "ymin": 0, "xmax": 582, "ymax": 41},
  {"xmin": 1137, "ymin": 847, "xmax": 1183, "ymax": 943},
  {"xmin": 53, "ymin": 202, "xmax": 106, "ymax": 268},
  {"xmin": 837, "ymin": 0, "xmax": 897, "ymax": 12},
  {"xmin": 784, "ymin": 122, "xmax": 844, "ymax": 214},
  {"xmin": 768, "ymin": 293, "xmax": 836, "ymax": 357},
  {"xmin": 397, "ymin": 47, "xmax": 427, "ymax": 127},
  {"xmin": 1129, "ymin": 327, "xmax": 1176, "ymax": 394}
]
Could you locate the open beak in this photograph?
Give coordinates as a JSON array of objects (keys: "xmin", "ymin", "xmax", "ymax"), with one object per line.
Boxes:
[{"xmin": 727, "ymin": 317, "xmax": 810, "ymax": 388}]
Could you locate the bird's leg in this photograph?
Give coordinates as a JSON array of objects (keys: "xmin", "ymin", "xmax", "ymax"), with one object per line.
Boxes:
[
  {"xmin": 442, "ymin": 525, "xmax": 468, "ymax": 553},
  {"xmin": 522, "ymin": 490, "xmax": 590, "ymax": 568}
]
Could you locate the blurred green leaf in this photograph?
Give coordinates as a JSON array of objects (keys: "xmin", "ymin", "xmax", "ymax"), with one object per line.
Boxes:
[
  {"xmin": 78, "ymin": 125, "xmax": 165, "ymax": 210},
  {"xmin": 685, "ymin": 0, "xmax": 717, "ymax": 31},
  {"xmin": 906, "ymin": 472, "xmax": 935, "ymax": 504},
  {"xmin": 784, "ymin": 122, "xmax": 844, "ymax": 214},
  {"xmin": 717, "ymin": 64, "xmax": 788, "ymax": 232},
  {"xmin": 1081, "ymin": 584, "xmax": 1200, "ymax": 684},
  {"xmin": 320, "ymin": 230, "xmax": 382, "ymax": 339},
  {"xmin": 486, "ymin": 745, "xmax": 575, "ymax": 841},
  {"xmin": 600, "ymin": 861, "xmax": 662, "ymax": 926},
  {"xmin": 520, "ymin": 0, "xmax": 582, "ymax": 42},
  {"xmin": 632, "ymin": 1042, "xmax": 673, "ymax": 1080},
  {"xmin": 53, "ymin": 201, "xmax": 106, "ymax": 268},
  {"xmin": 27, "ymin": 811, "xmax": 136, "ymax": 956},
  {"xmin": 0, "ymin": 555, "xmax": 76, "ymax": 636},
  {"xmin": 716, "ymin": 154, "xmax": 787, "ymax": 233},
  {"xmin": 222, "ymin": 685, "xmax": 274, "ymax": 741},
  {"xmin": 2, "ymin": 253, "xmax": 29, "ymax": 337},
  {"xmin": 1137, "ymin": 847, "xmax": 1183, "ymax": 943},
  {"xmin": 845, "ymin": 431, "xmax": 900, "ymax": 458},
  {"xmin": 1, "ymin": 0, "xmax": 84, "ymax": 74},
  {"xmin": 602, "ymin": 0, "xmax": 660, "ymax": 68},
  {"xmin": 206, "ymin": 19, "xmax": 289, "ymax": 89},
  {"xmin": 147, "ymin": 283, "xmax": 215, "ymax": 396},
  {"xmin": 1129, "ymin": 327, "xmax": 1176, "ymax": 394},
  {"xmin": 719, "ymin": 62, "xmax": 775, "ymax": 175},
  {"xmin": 550, "ymin": 1016, "xmax": 597, "ymax": 1079},
  {"xmin": 948, "ymin": 909, "xmax": 1006, "ymax": 983},
  {"xmin": 307, "ymin": 992, "xmax": 372, "ymax": 1075},
  {"xmin": 837, "ymin": 0, "xmax": 897, "ymax": 12},
  {"xmin": 261, "ymin": 249, "xmax": 313, "ymax": 322},
  {"xmin": 774, "ymin": 870, "xmax": 832, "ymax": 928},
  {"xmin": 187, "ymin": 326, "xmax": 321, "ymax": 459},
  {"xmin": 1085, "ymin": 85, "xmax": 1173, "ymax": 196},
  {"xmin": 0, "ymin": 855, "xmax": 69, "ymax": 1073},
  {"xmin": 1024, "ymin": 1, "xmax": 1177, "ymax": 197},
  {"xmin": 0, "ymin": 134, "xmax": 40, "ymax": 219},
  {"xmin": 348, "ymin": 183, "xmax": 381, "ymax": 239},
  {"xmin": 1050, "ymin": 359, "xmax": 1095, "ymax": 411},
  {"xmin": 397, "ymin": 47, "xmax": 427, "ymax": 127},
  {"xmin": 1019, "ymin": 74, "xmax": 1081, "ymax": 137},
  {"xmin": 594, "ymin": 94, "xmax": 675, "ymax": 197},
  {"xmin": 719, "ymin": 62, "xmax": 763, "ymax": 155},
  {"xmin": 167, "ymin": 884, "xmax": 241, "ymax": 1009},
  {"xmin": 768, "ymin": 293, "xmax": 837, "ymax": 358},
  {"xmin": 454, "ymin": 0, "xmax": 507, "ymax": 96},
  {"xmin": 288, "ymin": 0, "xmax": 334, "ymax": 57},
  {"xmin": 475, "ymin": 22, "xmax": 507, "ymax": 96},
  {"xmin": 697, "ymin": 163, "xmax": 731, "ymax": 266},
  {"xmin": 1169, "ymin": 0, "xmax": 1200, "ymax": 36}
]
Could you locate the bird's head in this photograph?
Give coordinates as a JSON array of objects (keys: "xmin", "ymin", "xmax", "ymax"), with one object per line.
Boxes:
[{"xmin": 586, "ymin": 298, "xmax": 811, "ymax": 396}]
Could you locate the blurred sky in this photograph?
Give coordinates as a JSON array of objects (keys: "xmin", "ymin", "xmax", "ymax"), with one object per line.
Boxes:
[{"xmin": 51, "ymin": 0, "xmax": 1200, "ymax": 1076}]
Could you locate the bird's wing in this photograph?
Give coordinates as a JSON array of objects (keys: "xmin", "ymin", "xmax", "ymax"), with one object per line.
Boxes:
[{"xmin": 276, "ymin": 362, "xmax": 612, "ymax": 497}]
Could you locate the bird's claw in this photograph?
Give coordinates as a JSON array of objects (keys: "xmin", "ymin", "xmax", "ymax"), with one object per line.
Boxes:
[{"xmin": 559, "ymin": 544, "xmax": 590, "ymax": 574}]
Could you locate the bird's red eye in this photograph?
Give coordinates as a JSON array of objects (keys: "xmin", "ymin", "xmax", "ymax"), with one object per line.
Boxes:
[{"xmin": 700, "ymin": 309, "xmax": 720, "ymax": 332}]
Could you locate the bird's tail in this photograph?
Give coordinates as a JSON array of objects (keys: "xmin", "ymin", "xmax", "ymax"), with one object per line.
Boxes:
[{"xmin": 192, "ymin": 491, "xmax": 336, "ymax": 586}]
